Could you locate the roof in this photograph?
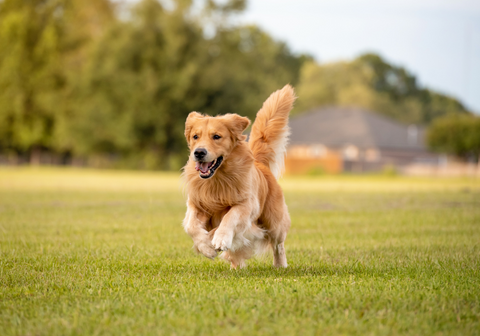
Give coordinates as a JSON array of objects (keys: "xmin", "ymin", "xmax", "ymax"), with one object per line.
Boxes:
[{"xmin": 289, "ymin": 107, "xmax": 426, "ymax": 150}]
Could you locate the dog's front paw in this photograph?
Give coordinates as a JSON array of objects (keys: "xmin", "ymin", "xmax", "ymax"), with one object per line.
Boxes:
[
  {"xmin": 212, "ymin": 230, "xmax": 233, "ymax": 251},
  {"xmin": 195, "ymin": 242, "xmax": 217, "ymax": 259}
]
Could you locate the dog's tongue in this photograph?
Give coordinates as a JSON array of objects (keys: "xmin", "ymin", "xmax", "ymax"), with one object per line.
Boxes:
[{"xmin": 195, "ymin": 161, "xmax": 210, "ymax": 174}]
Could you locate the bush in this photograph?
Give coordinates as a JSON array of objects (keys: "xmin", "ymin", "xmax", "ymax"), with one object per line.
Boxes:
[{"xmin": 427, "ymin": 114, "xmax": 480, "ymax": 163}]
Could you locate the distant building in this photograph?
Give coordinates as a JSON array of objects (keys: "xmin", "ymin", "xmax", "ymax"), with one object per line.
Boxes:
[{"xmin": 286, "ymin": 107, "xmax": 440, "ymax": 174}]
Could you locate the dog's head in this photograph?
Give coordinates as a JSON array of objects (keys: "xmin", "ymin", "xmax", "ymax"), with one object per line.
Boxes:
[{"xmin": 185, "ymin": 112, "xmax": 250, "ymax": 179}]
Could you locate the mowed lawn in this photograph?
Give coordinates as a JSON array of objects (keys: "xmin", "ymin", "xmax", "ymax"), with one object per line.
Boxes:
[{"xmin": 0, "ymin": 168, "xmax": 479, "ymax": 336}]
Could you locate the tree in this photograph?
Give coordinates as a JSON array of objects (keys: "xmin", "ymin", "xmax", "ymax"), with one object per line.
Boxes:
[
  {"xmin": 0, "ymin": 0, "xmax": 114, "ymax": 163},
  {"xmin": 62, "ymin": 0, "xmax": 306, "ymax": 169},
  {"xmin": 295, "ymin": 53, "xmax": 471, "ymax": 125},
  {"xmin": 0, "ymin": 0, "xmax": 65, "ymax": 162},
  {"xmin": 192, "ymin": 25, "xmax": 307, "ymax": 120},
  {"xmin": 427, "ymin": 115, "xmax": 480, "ymax": 163},
  {"xmin": 61, "ymin": 0, "xmax": 209, "ymax": 169},
  {"xmin": 8, "ymin": 1, "xmax": 472, "ymax": 170}
]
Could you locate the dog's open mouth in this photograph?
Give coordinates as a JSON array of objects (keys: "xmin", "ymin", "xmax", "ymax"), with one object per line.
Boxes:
[{"xmin": 195, "ymin": 156, "xmax": 223, "ymax": 179}]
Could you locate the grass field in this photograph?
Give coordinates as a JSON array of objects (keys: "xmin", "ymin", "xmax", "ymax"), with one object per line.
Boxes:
[{"xmin": 1, "ymin": 168, "xmax": 479, "ymax": 335}]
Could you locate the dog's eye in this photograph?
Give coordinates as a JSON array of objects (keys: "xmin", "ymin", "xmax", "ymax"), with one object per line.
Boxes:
[
  {"xmin": 193, "ymin": 135, "xmax": 198, "ymax": 140},
  {"xmin": 213, "ymin": 135, "xmax": 221, "ymax": 140}
]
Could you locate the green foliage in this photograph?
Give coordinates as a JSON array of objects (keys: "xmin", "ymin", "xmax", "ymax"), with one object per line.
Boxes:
[
  {"xmin": 0, "ymin": 1, "xmax": 474, "ymax": 169},
  {"xmin": 65, "ymin": 0, "xmax": 205, "ymax": 167},
  {"xmin": 1, "ymin": 169, "xmax": 479, "ymax": 335},
  {"xmin": 60, "ymin": 1, "xmax": 304, "ymax": 169},
  {"xmin": 0, "ymin": 0, "xmax": 303, "ymax": 168},
  {"xmin": 427, "ymin": 114, "xmax": 480, "ymax": 162},
  {"xmin": 295, "ymin": 53, "xmax": 471, "ymax": 125},
  {"xmin": 0, "ymin": 0, "xmax": 114, "ymax": 162},
  {"xmin": 0, "ymin": 0, "xmax": 64, "ymax": 154},
  {"xmin": 196, "ymin": 25, "xmax": 305, "ymax": 119}
]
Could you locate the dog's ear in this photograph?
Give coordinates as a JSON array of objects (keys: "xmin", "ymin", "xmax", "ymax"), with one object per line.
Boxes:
[
  {"xmin": 225, "ymin": 114, "xmax": 251, "ymax": 141},
  {"xmin": 185, "ymin": 112, "xmax": 203, "ymax": 140}
]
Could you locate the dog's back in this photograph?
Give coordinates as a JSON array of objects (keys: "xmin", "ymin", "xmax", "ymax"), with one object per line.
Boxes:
[{"xmin": 248, "ymin": 84, "xmax": 296, "ymax": 179}]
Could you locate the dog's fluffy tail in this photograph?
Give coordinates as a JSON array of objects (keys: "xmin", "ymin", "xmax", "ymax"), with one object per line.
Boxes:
[{"xmin": 249, "ymin": 84, "xmax": 296, "ymax": 179}]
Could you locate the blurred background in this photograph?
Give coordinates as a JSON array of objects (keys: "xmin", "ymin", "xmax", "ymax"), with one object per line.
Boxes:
[{"xmin": 0, "ymin": 0, "xmax": 479, "ymax": 175}]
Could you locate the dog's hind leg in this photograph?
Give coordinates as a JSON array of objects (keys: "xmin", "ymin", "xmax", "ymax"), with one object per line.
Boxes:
[
  {"xmin": 273, "ymin": 241, "xmax": 287, "ymax": 268},
  {"xmin": 270, "ymin": 207, "xmax": 290, "ymax": 268}
]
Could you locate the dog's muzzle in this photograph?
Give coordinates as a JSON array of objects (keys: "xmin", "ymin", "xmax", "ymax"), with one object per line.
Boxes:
[{"xmin": 195, "ymin": 156, "xmax": 224, "ymax": 179}]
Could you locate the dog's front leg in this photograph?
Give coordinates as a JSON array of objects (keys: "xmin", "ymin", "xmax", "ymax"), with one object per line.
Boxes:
[
  {"xmin": 183, "ymin": 202, "xmax": 217, "ymax": 259},
  {"xmin": 212, "ymin": 204, "xmax": 250, "ymax": 252}
]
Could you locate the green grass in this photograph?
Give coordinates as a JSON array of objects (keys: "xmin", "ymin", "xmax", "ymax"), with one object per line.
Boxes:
[{"xmin": 1, "ymin": 167, "xmax": 479, "ymax": 335}]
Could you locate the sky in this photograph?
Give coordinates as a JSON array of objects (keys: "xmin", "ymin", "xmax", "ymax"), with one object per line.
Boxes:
[{"xmin": 237, "ymin": 0, "xmax": 480, "ymax": 113}]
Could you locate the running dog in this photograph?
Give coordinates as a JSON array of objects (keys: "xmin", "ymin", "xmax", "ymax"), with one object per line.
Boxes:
[{"xmin": 182, "ymin": 85, "xmax": 296, "ymax": 268}]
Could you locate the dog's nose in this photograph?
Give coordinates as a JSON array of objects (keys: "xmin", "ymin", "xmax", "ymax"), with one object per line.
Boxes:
[{"xmin": 194, "ymin": 148, "xmax": 207, "ymax": 160}]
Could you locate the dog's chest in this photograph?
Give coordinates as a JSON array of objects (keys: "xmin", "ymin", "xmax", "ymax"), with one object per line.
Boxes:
[
  {"xmin": 191, "ymin": 182, "xmax": 245, "ymax": 213},
  {"xmin": 193, "ymin": 194, "xmax": 235, "ymax": 214}
]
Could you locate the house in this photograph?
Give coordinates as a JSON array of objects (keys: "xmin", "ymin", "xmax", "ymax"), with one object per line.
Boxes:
[{"xmin": 285, "ymin": 107, "xmax": 440, "ymax": 174}]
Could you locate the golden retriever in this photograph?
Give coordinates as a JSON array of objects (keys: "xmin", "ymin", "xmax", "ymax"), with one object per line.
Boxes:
[{"xmin": 182, "ymin": 85, "xmax": 296, "ymax": 268}]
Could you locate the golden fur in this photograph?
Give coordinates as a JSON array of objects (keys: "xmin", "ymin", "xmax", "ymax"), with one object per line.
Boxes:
[{"xmin": 182, "ymin": 85, "xmax": 296, "ymax": 268}]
